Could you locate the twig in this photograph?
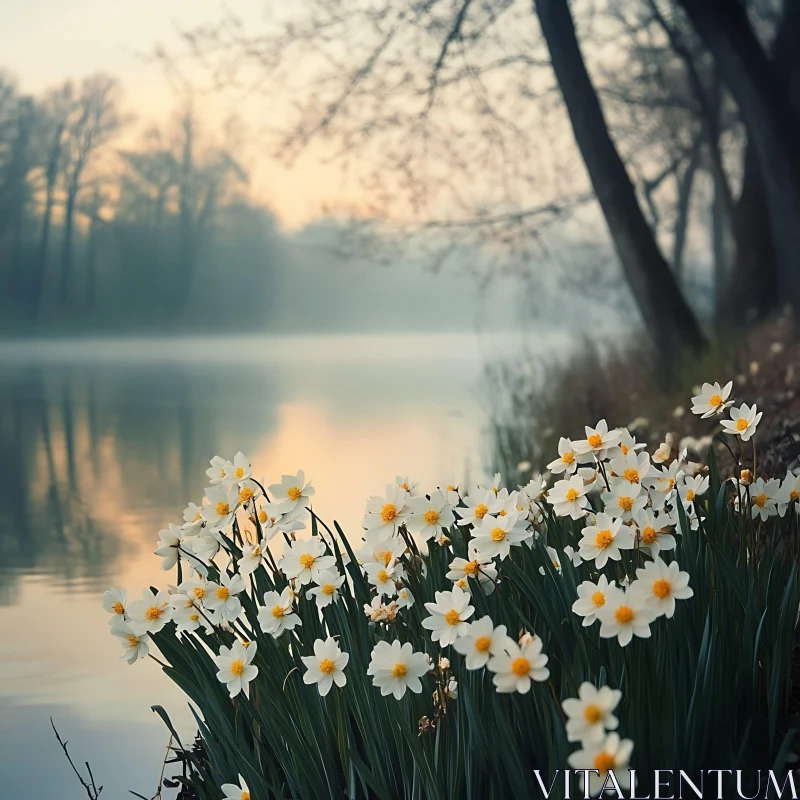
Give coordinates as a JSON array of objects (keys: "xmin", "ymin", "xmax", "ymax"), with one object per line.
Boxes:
[{"xmin": 50, "ymin": 718, "xmax": 103, "ymax": 799}]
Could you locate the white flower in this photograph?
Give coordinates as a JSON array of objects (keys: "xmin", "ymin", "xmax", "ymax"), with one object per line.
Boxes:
[
  {"xmin": 609, "ymin": 450, "xmax": 650, "ymax": 487},
  {"xmin": 397, "ymin": 586, "xmax": 415, "ymax": 609},
  {"xmin": 178, "ymin": 577, "xmax": 210, "ymax": 606},
  {"xmin": 127, "ymin": 588, "xmax": 173, "ymax": 636},
  {"xmin": 547, "ymin": 475, "xmax": 590, "ymax": 519},
  {"xmin": 363, "ymin": 596, "xmax": 400, "ymax": 623},
  {"xmin": 562, "ymin": 682, "xmax": 622, "ymax": 744},
  {"xmin": 721, "ymin": 403, "xmax": 762, "ymax": 442},
  {"xmin": 240, "ymin": 539, "xmax": 268, "ymax": 576},
  {"xmin": 155, "ymin": 523, "xmax": 185, "ymax": 571},
  {"xmin": 362, "ymin": 484, "xmax": 410, "ymax": 539},
  {"xmin": 364, "ymin": 558, "xmax": 402, "ymax": 597},
  {"xmin": 614, "ymin": 428, "xmax": 647, "ymax": 458},
  {"xmin": 201, "ymin": 485, "xmax": 238, "ymax": 532},
  {"xmin": 597, "ymin": 586, "xmax": 657, "ymax": 647},
  {"xmin": 577, "ymin": 514, "xmax": 634, "ymax": 568},
  {"xmin": 182, "ymin": 501, "xmax": 205, "ymax": 535},
  {"xmin": 308, "ymin": 569, "xmax": 345, "ymax": 608},
  {"xmin": 525, "ymin": 474, "xmax": 547, "ymax": 501},
  {"xmin": 171, "ymin": 594, "xmax": 213, "ymax": 633},
  {"xmin": 407, "ymin": 490, "xmax": 455, "ymax": 540},
  {"xmin": 633, "ymin": 509, "xmax": 676, "ymax": 556},
  {"xmin": 236, "ymin": 478, "xmax": 262, "ymax": 506},
  {"xmin": 395, "ymin": 475, "xmax": 421, "ymax": 497},
  {"xmin": 633, "ymin": 557, "xmax": 693, "ymax": 619},
  {"xmin": 269, "ymin": 470, "xmax": 315, "ymax": 516},
  {"xmin": 367, "ymin": 640, "xmax": 429, "ymax": 699},
  {"xmin": 572, "ymin": 575, "xmax": 614, "ymax": 627},
  {"xmin": 206, "ymin": 572, "xmax": 245, "ymax": 622},
  {"xmin": 256, "ymin": 501, "xmax": 306, "ymax": 538},
  {"xmin": 679, "ymin": 474, "xmax": 709, "ymax": 510},
  {"xmin": 206, "ymin": 455, "xmax": 232, "ymax": 485},
  {"xmin": 748, "ymin": 477, "xmax": 781, "ymax": 521},
  {"xmin": 547, "ymin": 437, "xmax": 580, "ymax": 475},
  {"xmin": 573, "ymin": 419, "xmax": 621, "ymax": 457},
  {"xmin": 691, "ymin": 381, "xmax": 733, "ymax": 418},
  {"xmin": 446, "ymin": 555, "xmax": 497, "ymax": 594},
  {"xmin": 438, "ymin": 475, "xmax": 461, "ymax": 506},
  {"xmin": 281, "ymin": 538, "xmax": 336, "ymax": 585},
  {"xmin": 776, "ymin": 473, "xmax": 800, "ymax": 516},
  {"xmin": 567, "ymin": 732, "xmax": 634, "ymax": 795},
  {"xmin": 111, "ymin": 621, "xmax": 150, "ymax": 665},
  {"xmin": 214, "ymin": 639, "xmax": 258, "ymax": 698},
  {"xmin": 221, "ymin": 451, "xmax": 251, "ymax": 487},
  {"xmin": 258, "ymin": 587, "xmax": 301, "ymax": 638},
  {"xmin": 221, "ymin": 775, "xmax": 251, "ymax": 800},
  {"xmin": 103, "ymin": 587, "xmax": 127, "ymax": 625},
  {"xmin": 452, "ymin": 616, "xmax": 511, "ymax": 670},
  {"xmin": 652, "ymin": 438, "xmax": 672, "ymax": 464},
  {"xmin": 455, "ymin": 488, "xmax": 503, "ymax": 527},
  {"xmin": 562, "ymin": 545, "xmax": 583, "ymax": 567},
  {"xmin": 421, "ymin": 586, "xmax": 475, "ymax": 646},
  {"xmin": 301, "ymin": 637, "xmax": 349, "ymax": 696},
  {"xmin": 445, "ymin": 676, "xmax": 458, "ymax": 699},
  {"xmin": 541, "ymin": 545, "xmax": 562, "ymax": 575},
  {"xmin": 488, "ymin": 636, "xmax": 549, "ymax": 693},
  {"xmin": 602, "ymin": 482, "xmax": 647, "ymax": 521},
  {"xmin": 358, "ymin": 534, "xmax": 407, "ymax": 568},
  {"xmin": 470, "ymin": 512, "xmax": 532, "ymax": 560}
]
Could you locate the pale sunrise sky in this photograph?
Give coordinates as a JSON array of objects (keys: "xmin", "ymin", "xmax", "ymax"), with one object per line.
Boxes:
[{"xmin": 1, "ymin": 0, "xmax": 371, "ymax": 227}]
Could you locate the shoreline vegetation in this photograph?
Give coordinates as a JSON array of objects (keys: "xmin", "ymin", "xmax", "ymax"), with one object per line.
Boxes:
[{"xmin": 97, "ymin": 375, "xmax": 800, "ymax": 798}]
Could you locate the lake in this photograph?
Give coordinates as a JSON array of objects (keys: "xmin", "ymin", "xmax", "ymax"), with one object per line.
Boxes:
[{"xmin": 0, "ymin": 331, "xmax": 542, "ymax": 797}]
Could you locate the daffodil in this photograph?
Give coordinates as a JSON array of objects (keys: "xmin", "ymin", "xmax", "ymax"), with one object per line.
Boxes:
[
  {"xmin": 364, "ymin": 558, "xmax": 403, "ymax": 597},
  {"xmin": 470, "ymin": 512, "xmax": 532, "ymax": 560},
  {"xmin": 567, "ymin": 732, "xmax": 634, "ymax": 796},
  {"xmin": 171, "ymin": 594, "xmax": 213, "ymax": 633},
  {"xmin": 127, "ymin": 588, "xmax": 173, "ymax": 636},
  {"xmin": 269, "ymin": 470, "xmax": 315, "ymax": 516},
  {"xmin": 691, "ymin": 381, "xmax": 734, "ymax": 418},
  {"xmin": 201, "ymin": 485, "xmax": 238, "ymax": 532},
  {"xmin": 363, "ymin": 596, "xmax": 400, "ymax": 623},
  {"xmin": 721, "ymin": 403, "xmax": 762, "ymax": 441},
  {"xmin": 577, "ymin": 513, "xmax": 634, "ymax": 568},
  {"xmin": 221, "ymin": 451, "xmax": 251, "ymax": 487},
  {"xmin": 652, "ymin": 437, "xmax": 672, "ymax": 464},
  {"xmin": 446, "ymin": 554, "xmax": 497, "ymax": 594},
  {"xmin": 609, "ymin": 450, "xmax": 650, "ymax": 487},
  {"xmin": 452, "ymin": 616, "xmax": 511, "ymax": 670},
  {"xmin": 602, "ymin": 482, "xmax": 647, "ymax": 521},
  {"xmin": 633, "ymin": 557, "xmax": 693, "ymax": 618},
  {"xmin": 239, "ymin": 539, "xmax": 268, "ymax": 576},
  {"xmin": 407, "ymin": 490, "xmax": 455, "ymax": 540},
  {"xmin": 367, "ymin": 640, "xmax": 430, "ymax": 699},
  {"xmin": 748, "ymin": 477, "xmax": 781, "ymax": 521},
  {"xmin": 572, "ymin": 575, "xmax": 614, "ymax": 627},
  {"xmin": 633, "ymin": 509, "xmax": 676, "ymax": 556},
  {"xmin": 395, "ymin": 475, "xmax": 421, "ymax": 497},
  {"xmin": 206, "ymin": 455, "xmax": 232, "ymax": 485},
  {"xmin": 258, "ymin": 587, "xmax": 301, "ymax": 638},
  {"xmin": 573, "ymin": 419, "xmax": 621, "ymax": 458},
  {"xmin": 111, "ymin": 620, "xmax": 150, "ymax": 665},
  {"xmin": 214, "ymin": 639, "xmax": 258, "ymax": 698},
  {"xmin": 422, "ymin": 586, "xmax": 474, "ymax": 646},
  {"xmin": 221, "ymin": 775, "xmax": 251, "ymax": 800},
  {"xmin": 308, "ymin": 568, "xmax": 345, "ymax": 608},
  {"xmin": 547, "ymin": 437, "xmax": 580, "ymax": 475},
  {"xmin": 562, "ymin": 682, "xmax": 622, "ymax": 744},
  {"xmin": 281, "ymin": 537, "xmax": 336, "ymax": 585},
  {"xmin": 362, "ymin": 484, "xmax": 410, "ymax": 539},
  {"xmin": 301, "ymin": 637, "xmax": 349, "ymax": 696},
  {"xmin": 396, "ymin": 586, "xmax": 414, "ymax": 609},
  {"xmin": 455, "ymin": 487, "xmax": 503, "ymax": 527},
  {"xmin": 776, "ymin": 473, "xmax": 800, "ymax": 516},
  {"xmin": 154, "ymin": 523, "xmax": 185, "ymax": 571},
  {"xmin": 678, "ymin": 474, "xmax": 709, "ymax": 511},
  {"xmin": 181, "ymin": 501, "xmax": 205, "ymax": 535},
  {"xmin": 547, "ymin": 475, "xmax": 590, "ymax": 519},
  {"xmin": 206, "ymin": 572, "xmax": 245, "ymax": 622},
  {"xmin": 102, "ymin": 587, "xmax": 127, "ymax": 625},
  {"xmin": 597, "ymin": 586, "xmax": 657, "ymax": 647},
  {"xmin": 488, "ymin": 636, "xmax": 549, "ymax": 693}
]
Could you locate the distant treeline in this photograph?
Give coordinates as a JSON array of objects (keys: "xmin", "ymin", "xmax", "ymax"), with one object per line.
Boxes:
[{"xmin": 0, "ymin": 71, "xmax": 283, "ymax": 335}]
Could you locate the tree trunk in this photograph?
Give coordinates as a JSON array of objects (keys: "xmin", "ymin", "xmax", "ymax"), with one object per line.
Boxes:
[
  {"xmin": 673, "ymin": 134, "xmax": 702, "ymax": 279},
  {"xmin": 678, "ymin": 0, "xmax": 800, "ymax": 327},
  {"xmin": 535, "ymin": 0, "xmax": 706, "ymax": 362},
  {"xmin": 61, "ymin": 187, "xmax": 76, "ymax": 301}
]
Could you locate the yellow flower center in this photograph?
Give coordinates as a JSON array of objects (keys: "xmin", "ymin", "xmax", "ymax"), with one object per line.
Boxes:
[
  {"xmin": 230, "ymin": 659, "xmax": 245, "ymax": 677},
  {"xmin": 615, "ymin": 605, "xmax": 634, "ymax": 624},
  {"xmin": 584, "ymin": 704, "xmax": 603, "ymax": 724},
  {"xmin": 299, "ymin": 553, "xmax": 315, "ymax": 569},
  {"xmin": 511, "ymin": 657, "xmax": 530, "ymax": 677},
  {"xmin": 126, "ymin": 634, "xmax": 139, "ymax": 647},
  {"xmin": 565, "ymin": 488, "xmax": 579, "ymax": 502},
  {"xmin": 235, "ymin": 467, "xmax": 245, "ymax": 479},
  {"xmin": 594, "ymin": 753, "xmax": 615, "ymax": 773},
  {"xmin": 455, "ymin": 578, "xmax": 467, "ymax": 589},
  {"xmin": 216, "ymin": 587, "xmax": 230, "ymax": 602},
  {"xmin": 463, "ymin": 560, "xmax": 480, "ymax": 576},
  {"xmin": 641, "ymin": 526, "xmax": 657, "ymax": 544},
  {"xmin": 686, "ymin": 489, "xmax": 696, "ymax": 502},
  {"xmin": 594, "ymin": 529, "xmax": 613, "ymax": 548},
  {"xmin": 193, "ymin": 587, "xmax": 206, "ymax": 600},
  {"xmin": 591, "ymin": 591, "xmax": 606, "ymax": 608},
  {"xmin": 376, "ymin": 569, "xmax": 389, "ymax": 583},
  {"xmin": 618, "ymin": 495, "xmax": 633, "ymax": 512},
  {"xmin": 753, "ymin": 493, "xmax": 767, "ymax": 508},
  {"xmin": 490, "ymin": 527, "xmax": 506, "ymax": 542},
  {"xmin": 145, "ymin": 605, "xmax": 163, "ymax": 622},
  {"xmin": 239, "ymin": 487, "xmax": 254, "ymax": 503},
  {"xmin": 652, "ymin": 578, "xmax": 672, "ymax": 599},
  {"xmin": 474, "ymin": 503, "xmax": 489, "ymax": 519},
  {"xmin": 792, "ymin": 490, "xmax": 799, "ymax": 501},
  {"xmin": 709, "ymin": 393, "xmax": 723, "ymax": 408},
  {"xmin": 258, "ymin": 509, "xmax": 268, "ymax": 523},
  {"xmin": 423, "ymin": 509, "xmax": 440, "ymax": 525},
  {"xmin": 587, "ymin": 433, "xmax": 603, "ymax": 448},
  {"xmin": 736, "ymin": 417, "xmax": 749, "ymax": 432},
  {"xmin": 620, "ymin": 443, "xmax": 629, "ymax": 454},
  {"xmin": 242, "ymin": 793, "xmax": 251, "ymax": 800},
  {"xmin": 319, "ymin": 657, "xmax": 336, "ymax": 675},
  {"xmin": 112, "ymin": 602, "xmax": 125, "ymax": 615},
  {"xmin": 474, "ymin": 635, "xmax": 491, "ymax": 652},
  {"xmin": 562, "ymin": 451, "xmax": 575, "ymax": 465},
  {"xmin": 322, "ymin": 583, "xmax": 335, "ymax": 596},
  {"xmin": 392, "ymin": 663, "xmax": 407, "ymax": 678},
  {"xmin": 271, "ymin": 605, "xmax": 285, "ymax": 618},
  {"xmin": 190, "ymin": 613, "xmax": 199, "ymax": 622},
  {"xmin": 377, "ymin": 550, "xmax": 393, "ymax": 566},
  {"xmin": 287, "ymin": 486, "xmax": 302, "ymax": 501},
  {"xmin": 215, "ymin": 501, "xmax": 230, "ymax": 516},
  {"xmin": 398, "ymin": 482, "xmax": 409, "ymax": 491},
  {"xmin": 498, "ymin": 509, "xmax": 507, "ymax": 516},
  {"xmin": 444, "ymin": 609, "xmax": 461, "ymax": 625},
  {"xmin": 193, "ymin": 512, "xmax": 202, "ymax": 522},
  {"xmin": 381, "ymin": 503, "xmax": 397, "ymax": 523},
  {"xmin": 447, "ymin": 484, "xmax": 456, "ymax": 491},
  {"xmin": 623, "ymin": 468, "xmax": 640, "ymax": 483}
]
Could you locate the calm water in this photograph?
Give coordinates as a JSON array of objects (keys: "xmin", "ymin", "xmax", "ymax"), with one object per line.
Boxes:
[{"xmin": 0, "ymin": 331, "xmax": 542, "ymax": 796}]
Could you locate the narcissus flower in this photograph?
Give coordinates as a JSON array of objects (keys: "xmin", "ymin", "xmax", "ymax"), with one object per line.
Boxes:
[
  {"xmin": 127, "ymin": 588, "xmax": 173, "ymax": 635},
  {"xmin": 562, "ymin": 682, "xmax": 622, "ymax": 744},
  {"xmin": 547, "ymin": 437, "xmax": 580, "ymax": 475},
  {"xmin": 201, "ymin": 485, "xmax": 238, "ymax": 531},
  {"xmin": 602, "ymin": 482, "xmax": 647, "ymax": 521},
  {"xmin": 239, "ymin": 539, "xmax": 268, "ymax": 576},
  {"xmin": 102, "ymin": 587, "xmax": 127, "ymax": 625},
  {"xmin": 470, "ymin": 512, "xmax": 532, "ymax": 560},
  {"xmin": 281, "ymin": 537, "xmax": 336, "ymax": 585},
  {"xmin": 221, "ymin": 775, "xmax": 251, "ymax": 800},
  {"xmin": 182, "ymin": 501, "xmax": 205, "ymax": 535},
  {"xmin": 567, "ymin": 732, "xmax": 634, "ymax": 796},
  {"xmin": 679, "ymin": 474, "xmax": 709, "ymax": 511},
  {"xmin": 205, "ymin": 572, "xmax": 245, "ymax": 622},
  {"xmin": 258, "ymin": 587, "xmax": 301, "ymax": 638},
  {"xmin": 452, "ymin": 616, "xmax": 511, "ymax": 670},
  {"xmin": 221, "ymin": 451, "xmax": 251, "ymax": 487},
  {"xmin": 578, "ymin": 513, "xmax": 634, "ymax": 568},
  {"xmin": 367, "ymin": 640, "xmax": 430, "ymax": 699},
  {"xmin": 407, "ymin": 490, "xmax": 455, "ymax": 540},
  {"xmin": 633, "ymin": 509, "xmax": 676, "ymax": 556},
  {"xmin": 214, "ymin": 639, "xmax": 258, "ymax": 698},
  {"xmin": 573, "ymin": 419, "xmax": 621, "ymax": 457},
  {"xmin": 363, "ymin": 484, "xmax": 410, "ymax": 539},
  {"xmin": 446, "ymin": 555, "xmax": 497, "ymax": 594},
  {"xmin": 171, "ymin": 594, "xmax": 213, "ymax": 633},
  {"xmin": 721, "ymin": 403, "xmax": 762, "ymax": 442},
  {"xmin": 395, "ymin": 475, "xmax": 421, "ymax": 497},
  {"xmin": 301, "ymin": 637, "xmax": 349, "ymax": 696},
  {"xmin": 634, "ymin": 557, "xmax": 693, "ymax": 618},
  {"xmin": 154, "ymin": 523, "xmax": 185, "ymax": 571},
  {"xmin": 572, "ymin": 575, "xmax": 614, "ymax": 627},
  {"xmin": 206, "ymin": 455, "xmax": 232, "ymax": 485},
  {"xmin": 776, "ymin": 473, "xmax": 800, "ymax": 516},
  {"xmin": 111, "ymin": 621, "xmax": 150, "ymax": 665},
  {"xmin": 422, "ymin": 586, "xmax": 474, "ymax": 646},
  {"xmin": 456, "ymin": 488, "xmax": 502, "ymax": 527},
  {"xmin": 597, "ymin": 586, "xmax": 657, "ymax": 646},
  {"xmin": 269, "ymin": 470, "xmax": 315, "ymax": 516},
  {"xmin": 397, "ymin": 586, "xmax": 415, "ymax": 609},
  {"xmin": 609, "ymin": 450, "xmax": 650, "ymax": 487},
  {"xmin": 691, "ymin": 381, "xmax": 733, "ymax": 418},
  {"xmin": 748, "ymin": 477, "xmax": 781, "ymax": 521},
  {"xmin": 547, "ymin": 475, "xmax": 590, "ymax": 519},
  {"xmin": 364, "ymin": 558, "xmax": 402, "ymax": 597},
  {"xmin": 308, "ymin": 568, "xmax": 345, "ymax": 608},
  {"xmin": 488, "ymin": 636, "xmax": 549, "ymax": 693}
]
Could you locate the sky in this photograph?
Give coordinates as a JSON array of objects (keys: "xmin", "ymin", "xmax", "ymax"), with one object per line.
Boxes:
[{"xmin": 1, "ymin": 0, "xmax": 370, "ymax": 227}]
